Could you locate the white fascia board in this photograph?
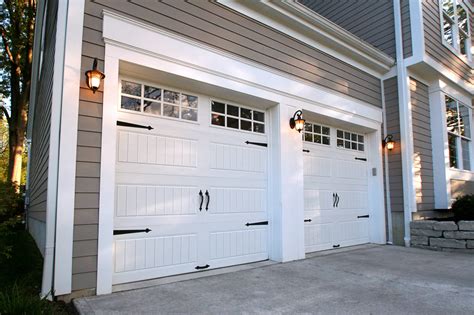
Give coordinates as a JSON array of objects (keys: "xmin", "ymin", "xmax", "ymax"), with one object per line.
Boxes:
[
  {"xmin": 102, "ymin": 11, "xmax": 383, "ymax": 127},
  {"xmin": 217, "ymin": 0, "xmax": 394, "ymax": 77},
  {"xmin": 53, "ymin": 0, "xmax": 85, "ymax": 296},
  {"xmin": 423, "ymin": 55, "xmax": 474, "ymax": 95}
]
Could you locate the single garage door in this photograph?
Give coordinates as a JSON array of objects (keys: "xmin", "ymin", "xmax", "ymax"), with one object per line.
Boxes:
[
  {"xmin": 113, "ymin": 79, "xmax": 269, "ymax": 285},
  {"xmin": 303, "ymin": 121, "xmax": 370, "ymax": 253}
]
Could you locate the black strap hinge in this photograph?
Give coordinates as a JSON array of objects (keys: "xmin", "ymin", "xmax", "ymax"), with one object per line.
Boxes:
[
  {"xmin": 245, "ymin": 221, "xmax": 268, "ymax": 226},
  {"xmin": 355, "ymin": 157, "xmax": 367, "ymax": 161},
  {"xmin": 304, "ymin": 219, "xmax": 312, "ymax": 222},
  {"xmin": 245, "ymin": 141, "xmax": 267, "ymax": 147},
  {"xmin": 117, "ymin": 120, "xmax": 153, "ymax": 130},
  {"xmin": 113, "ymin": 228, "xmax": 151, "ymax": 235},
  {"xmin": 303, "ymin": 149, "xmax": 310, "ymax": 153},
  {"xmin": 357, "ymin": 215, "xmax": 370, "ymax": 219},
  {"xmin": 195, "ymin": 264, "xmax": 210, "ymax": 270}
]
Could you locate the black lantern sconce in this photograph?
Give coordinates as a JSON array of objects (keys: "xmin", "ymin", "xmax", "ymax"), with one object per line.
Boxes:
[
  {"xmin": 383, "ymin": 135, "xmax": 395, "ymax": 150},
  {"xmin": 289, "ymin": 109, "xmax": 305, "ymax": 133},
  {"xmin": 85, "ymin": 58, "xmax": 105, "ymax": 93}
]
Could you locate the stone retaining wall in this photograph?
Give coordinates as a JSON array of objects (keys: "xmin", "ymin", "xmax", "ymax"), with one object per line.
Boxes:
[{"xmin": 410, "ymin": 220, "xmax": 474, "ymax": 253}]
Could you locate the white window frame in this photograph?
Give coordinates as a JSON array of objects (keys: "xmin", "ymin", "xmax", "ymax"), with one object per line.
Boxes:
[
  {"xmin": 445, "ymin": 94, "xmax": 472, "ymax": 171},
  {"xmin": 209, "ymin": 98, "xmax": 266, "ymax": 135},
  {"xmin": 440, "ymin": 0, "xmax": 472, "ymax": 63},
  {"xmin": 302, "ymin": 121, "xmax": 331, "ymax": 146},
  {"xmin": 336, "ymin": 128, "xmax": 365, "ymax": 152},
  {"xmin": 118, "ymin": 77, "xmax": 200, "ymax": 124}
]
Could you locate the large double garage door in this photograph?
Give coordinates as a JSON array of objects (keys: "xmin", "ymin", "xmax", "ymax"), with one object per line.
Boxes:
[
  {"xmin": 113, "ymin": 80, "xmax": 269, "ymax": 285},
  {"xmin": 303, "ymin": 122, "xmax": 370, "ymax": 253}
]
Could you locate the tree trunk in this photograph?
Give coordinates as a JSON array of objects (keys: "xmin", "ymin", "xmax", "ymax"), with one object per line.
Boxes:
[{"xmin": 8, "ymin": 127, "xmax": 24, "ymax": 187}]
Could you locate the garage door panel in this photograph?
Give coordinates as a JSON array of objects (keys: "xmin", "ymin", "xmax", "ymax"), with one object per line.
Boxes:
[
  {"xmin": 304, "ymin": 223, "xmax": 333, "ymax": 251},
  {"xmin": 332, "ymin": 159, "xmax": 367, "ymax": 180},
  {"xmin": 334, "ymin": 220, "xmax": 369, "ymax": 245},
  {"xmin": 334, "ymin": 191, "xmax": 368, "ymax": 210},
  {"xmin": 209, "ymin": 142, "xmax": 266, "ymax": 173},
  {"xmin": 117, "ymin": 130, "xmax": 198, "ymax": 168},
  {"xmin": 208, "ymin": 228, "xmax": 267, "ymax": 260},
  {"xmin": 115, "ymin": 184, "xmax": 200, "ymax": 217},
  {"xmin": 304, "ymin": 189, "xmax": 333, "ymax": 210},
  {"xmin": 303, "ymin": 155, "xmax": 332, "ymax": 177},
  {"xmin": 209, "ymin": 187, "xmax": 266, "ymax": 214}
]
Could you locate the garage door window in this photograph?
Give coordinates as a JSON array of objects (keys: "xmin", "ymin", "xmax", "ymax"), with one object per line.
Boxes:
[
  {"xmin": 211, "ymin": 100, "xmax": 265, "ymax": 134},
  {"xmin": 120, "ymin": 80, "xmax": 198, "ymax": 122},
  {"xmin": 303, "ymin": 122, "xmax": 330, "ymax": 145},
  {"xmin": 337, "ymin": 129, "xmax": 364, "ymax": 151}
]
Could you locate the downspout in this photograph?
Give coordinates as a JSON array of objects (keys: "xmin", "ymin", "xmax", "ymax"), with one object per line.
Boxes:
[
  {"xmin": 381, "ymin": 79, "xmax": 393, "ymax": 245},
  {"xmin": 393, "ymin": 0, "xmax": 416, "ymax": 247}
]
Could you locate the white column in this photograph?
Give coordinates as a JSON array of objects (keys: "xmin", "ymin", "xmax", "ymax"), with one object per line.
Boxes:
[{"xmin": 268, "ymin": 103, "xmax": 305, "ymax": 262}]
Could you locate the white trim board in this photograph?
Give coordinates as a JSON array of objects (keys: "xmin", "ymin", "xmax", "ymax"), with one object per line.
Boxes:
[
  {"xmin": 218, "ymin": 0, "xmax": 394, "ymax": 77},
  {"xmin": 97, "ymin": 12, "xmax": 386, "ymax": 294}
]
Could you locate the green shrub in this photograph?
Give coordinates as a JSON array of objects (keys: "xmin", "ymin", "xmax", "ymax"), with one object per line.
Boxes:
[
  {"xmin": 0, "ymin": 284, "xmax": 57, "ymax": 315},
  {"xmin": 0, "ymin": 181, "xmax": 23, "ymax": 260},
  {"xmin": 451, "ymin": 194, "xmax": 474, "ymax": 221}
]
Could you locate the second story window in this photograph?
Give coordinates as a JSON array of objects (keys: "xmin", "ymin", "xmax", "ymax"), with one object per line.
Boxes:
[
  {"xmin": 446, "ymin": 95, "xmax": 471, "ymax": 170},
  {"xmin": 442, "ymin": 0, "xmax": 471, "ymax": 61}
]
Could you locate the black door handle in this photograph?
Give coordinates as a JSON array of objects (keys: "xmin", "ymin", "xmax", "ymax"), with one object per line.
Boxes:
[
  {"xmin": 333, "ymin": 193, "xmax": 336, "ymax": 207},
  {"xmin": 195, "ymin": 264, "xmax": 210, "ymax": 270},
  {"xmin": 205, "ymin": 190, "xmax": 210, "ymax": 211},
  {"xmin": 199, "ymin": 190, "xmax": 203, "ymax": 211},
  {"xmin": 335, "ymin": 193, "xmax": 340, "ymax": 208}
]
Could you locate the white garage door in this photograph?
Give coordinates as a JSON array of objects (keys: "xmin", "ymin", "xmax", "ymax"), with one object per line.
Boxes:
[
  {"xmin": 112, "ymin": 79, "xmax": 269, "ymax": 285},
  {"xmin": 303, "ymin": 122, "xmax": 370, "ymax": 253}
]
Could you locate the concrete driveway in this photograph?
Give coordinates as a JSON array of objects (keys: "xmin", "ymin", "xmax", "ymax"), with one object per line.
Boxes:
[{"xmin": 74, "ymin": 245, "xmax": 474, "ymax": 314}]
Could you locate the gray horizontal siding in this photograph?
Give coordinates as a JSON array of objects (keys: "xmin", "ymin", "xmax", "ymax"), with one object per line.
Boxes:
[
  {"xmin": 410, "ymin": 78, "xmax": 435, "ymax": 212},
  {"xmin": 401, "ymin": 0, "xmax": 413, "ymax": 58},
  {"xmin": 384, "ymin": 77, "xmax": 404, "ymax": 213},
  {"xmin": 28, "ymin": 0, "xmax": 57, "ymax": 230},
  {"xmin": 423, "ymin": 0, "xmax": 472, "ymax": 85},
  {"xmin": 71, "ymin": 0, "xmax": 384, "ymax": 291},
  {"xmin": 299, "ymin": 0, "xmax": 396, "ymax": 58},
  {"xmin": 451, "ymin": 179, "xmax": 474, "ymax": 199}
]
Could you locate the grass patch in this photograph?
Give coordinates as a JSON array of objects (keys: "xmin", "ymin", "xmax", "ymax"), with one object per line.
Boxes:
[{"xmin": 0, "ymin": 228, "xmax": 70, "ymax": 314}]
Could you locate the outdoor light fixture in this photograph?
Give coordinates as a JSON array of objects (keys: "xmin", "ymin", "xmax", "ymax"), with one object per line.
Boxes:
[
  {"xmin": 383, "ymin": 135, "xmax": 395, "ymax": 150},
  {"xmin": 85, "ymin": 58, "xmax": 105, "ymax": 93},
  {"xmin": 289, "ymin": 109, "xmax": 305, "ymax": 133}
]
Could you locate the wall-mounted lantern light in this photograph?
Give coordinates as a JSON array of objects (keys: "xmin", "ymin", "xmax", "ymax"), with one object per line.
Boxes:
[
  {"xmin": 383, "ymin": 135, "xmax": 395, "ymax": 150},
  {"xmin": 289, "ymin": 109, "xmax": 305, "ymax": 133},
  {"xmin": 85, "ymin": 58, "xmax": 105, "ymax": 93}
]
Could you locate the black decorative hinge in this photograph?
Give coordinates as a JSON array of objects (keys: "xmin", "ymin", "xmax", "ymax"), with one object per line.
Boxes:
[
  {"xmin": 355, "ymin": 157, "xmax": 367, "ymax": 161},
  {"xmin": 113, "ymin": 228, "xmax": 151, "ymax": 235},
  {"xmin": 333, "ymin": 244, "xmax": 340, "ymax": 248},
  {"xmin": 245, "ymin": 221, "xmax": 268, "ymax": 226},
  {"xmin": 117, "ymin": 120, "xmax": 153, "ymax": 130},
  {"xmin": 357, "ymin": 214, "xmax": 370, "ymax": 219},
  {"xmin": 304, "ymin": 219, "xmax": 312, "ymax": 222},
  {"xmin": 195, "ymin": 264, "xmax": 210, "ymax": 270},
  {"xmin": 245, "ymin": 141, "xmax": 267, "ymax": 147},
  {"xmin": 303, "ymin": 149, "xmax": 310, "ymax": 153}
]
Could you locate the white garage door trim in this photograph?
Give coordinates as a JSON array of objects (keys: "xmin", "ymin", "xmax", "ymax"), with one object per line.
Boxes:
[{"xmin": 97, "ymin": 12, "xmax": 386, "ymax": 295}]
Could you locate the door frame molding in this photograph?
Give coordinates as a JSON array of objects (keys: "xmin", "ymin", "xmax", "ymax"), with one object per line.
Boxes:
[{"xmin": 97, "ymin": 11, "xmax": 386, "ymax": 295}]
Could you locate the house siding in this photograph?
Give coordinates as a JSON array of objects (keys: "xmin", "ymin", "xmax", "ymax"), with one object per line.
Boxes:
[
  {"xmin": 451, "ymin": 179, "xmax": 474, "ymax": 199},
  {"xmin": 299, "ymin": 0, "xmax": 396, "ymax": 58},
  {"xmin": 71, "ymin": 0, "xmax": 385, "ymax": 291},
  {"xmin": 410, "ymin": 78, "xmax": 435, "ymax": 212},
  {"xmin": 401, "ymin": 0, "xmax": 413, "ymax": 58},
  {"xmin": 384, "ymin": 77, "xmax": 405, "ymax": 245},
  {"xmin": 422, "ymin": 0, "xmax": 473, "ymax": 85},
  {"xmin": 27, "ymin": 0, "xmax": 58, "ymax": 254}
]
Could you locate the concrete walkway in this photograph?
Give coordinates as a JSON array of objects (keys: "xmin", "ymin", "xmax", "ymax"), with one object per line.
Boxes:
[{"xmin": 74, "ymin": 245, "xmax": 474, "ymax": 314}]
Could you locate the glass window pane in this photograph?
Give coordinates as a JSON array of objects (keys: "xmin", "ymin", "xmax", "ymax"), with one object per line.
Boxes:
[
  {"xmin": 448, "ymin": 133, "xmax": 458, "ymax": 168},
  {"xmin": 241, "ymin": 120, "xmax": 252, "ymax": 131},
  {"xmin": 358, "ymin": 144, "xmax": 364, "ymax": 151},
  {"xmin": 445, "ymin": 96, "xmax": 459, "ymax": 134},
  {"xmin": 460, "ymin": 32, "xmax": 468, "ymax": 56},
  {"xmin": 304, "ymin": 123, "xmax": 312, "ymax": 132},
  {"xmin": 462, "ymin": 138, "xmax": 471, "ymax": 170},
  {"xmin": 211, "ymin": 114, "xmax": 225, "ymax": 126},
  {"xmin": 344, "ymin": 132, "xmax": 351, "ymax": 140},
  {"xmin": 337, "ymin": 130, "xmax": 344, "ymax": 138},
  {"xmin": 121, "ymin": 81, "xmax": 141, "ymax": 96},
  {"xmin": 227, "ymin": 117, "xmax": 239, "ymax": 129},
  {"xmin": 163, "ymin": 90, "xmax": 180, "ymax": 104},
  {"xmin": 443, "ymin": 17, "xmax": 454, "ymax": 46},
  {"xmin": 181, "ymin": 94, "xmax": 198, "ymax": 108},
  {"xmin": 351, "ymin": 133, "xmax": 357, "ymax": 141},
  {"xmin": 314, "ymin": 125, "xmax": 321, "ymax": 134},
  {"xmin": 143, "ymin": 101, "xmax": 160, "ymax": 115},
  {"xmin": 181, "ymin": 108, "xmax": 197, "ymax": 121},
  {"xmin": 322, "ymin": 136, "xmax": 330, "ymax": 145},
  {"xmin": 121, "ymin": 96, "xmax": 141, "ymax": 111},
  {"xmin": 253, "ymin": 111, "xmax": 265, "ymax": 122},
  {"xmin": 254, "ymin": 123, "xmax": 265, "ymax": 133},
  {"xmin": 358, "ymin": 135, "xmax": 364, "ymax": 143},
  {"xmin": 212, "ymin": 101, "xmax": 225, "ymax": 114},
  {"xmin": 351, "ymin": 142, "xmax": 357, "ymax": 150},
  {"xmin": 322, "ymin": 127, "xmax": 330, "ymax": 135},
  {"xmin": 304, "ymin": 133, "xmax": 312, "ymax": 142},
  {"xmin": 457, "ymin": 5, "xmax": 468, "ymax": 33},
  {"xmin": 241, "ymin": 108, "xmax": 252, "ymax": 120},
  {"xmin": 227, "ymin": 104, "xmax": 239, "ymax": 117},
  {"xmin": 337, "ymin": 139, "xmax": 344, "ymax": 147},
  {"xmin": 459, "ymin": 104, "xmax": 471, "ymax": 137},
  {"xmin": 314, "ymin": 135, "xmax": 321, "ymax": 144},
  {"xmin": 443, "ymin": 0, "xmax": 454, "ymax": 18},
  {"xmin": 344, "ymin": 141, "xmax": 351, "ymax": 149},
  {"xmin": 163, "ymin": 104, "xmax": 179, "ymax": 118},
  {"xmin": 144, "ymin": 86, "xmax": 161, "ymax": 100}
]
